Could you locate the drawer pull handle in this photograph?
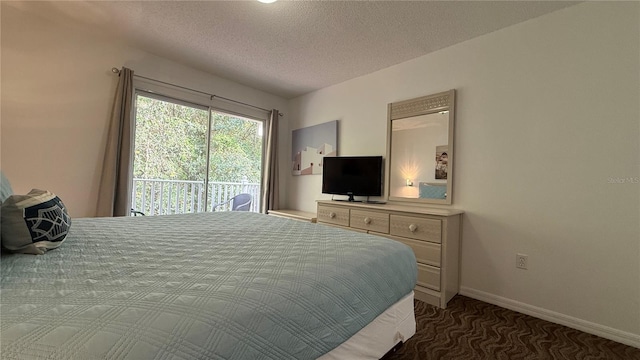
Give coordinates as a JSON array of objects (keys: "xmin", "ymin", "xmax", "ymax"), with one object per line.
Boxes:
[
  {"xmin": 329, "ymin": 212, "xmax": 336, "ymax": 219},
  {"xmin": 364, "ymin": 217, "xmax": 371, "ymax": 224},
  {"xmin": 408, "ymin": 224, "xmax": 418, "ymax": 232}
]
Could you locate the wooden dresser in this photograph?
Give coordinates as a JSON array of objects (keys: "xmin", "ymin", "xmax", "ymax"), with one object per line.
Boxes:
[{"xmin": 316, "ymin": 200, "xmax": 463, "ymax": 309}]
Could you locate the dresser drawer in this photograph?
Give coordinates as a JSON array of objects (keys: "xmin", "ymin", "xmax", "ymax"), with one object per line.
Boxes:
[
  {"xmin": 385, "ymin": 234, "xmax": 441, "ymax": 267},
  {"xmin": 317, "ymin": 205, "xmax": 350, "ymax": 227},
  {"xmin": 350, "ymin": 210, "xmax": 389, "ymax": 233},
  {"xmin": 417, "ymin": 263, "xmax": 441, "ymax": 291},
  {"xmin": 390, "ymin": 215, "xmax": 441, "ymax": 243}
]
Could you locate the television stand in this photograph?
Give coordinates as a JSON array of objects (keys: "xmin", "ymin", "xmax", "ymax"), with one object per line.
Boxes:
[{"xmin": 332, "ymin": 194, "xmax": 359, "ymax": 202}]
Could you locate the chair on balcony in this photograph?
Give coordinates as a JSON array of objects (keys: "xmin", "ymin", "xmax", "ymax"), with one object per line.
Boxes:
[{"xmin": 212, "ymin": 193, "xmax": 252, "ymax": 212}]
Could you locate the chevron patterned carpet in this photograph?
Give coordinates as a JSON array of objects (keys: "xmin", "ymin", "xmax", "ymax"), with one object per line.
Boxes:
[{"xmin": 385, "ymin": 296, "xmax": 640, "ymax": 360}]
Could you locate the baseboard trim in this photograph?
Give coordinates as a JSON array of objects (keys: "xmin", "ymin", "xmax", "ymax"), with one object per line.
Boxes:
[{"xmin": 459, "ymin": 286, "xmax": 640, "ymax": 349}]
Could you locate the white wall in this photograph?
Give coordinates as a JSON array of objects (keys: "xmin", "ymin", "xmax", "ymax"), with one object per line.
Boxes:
[
  {"xmin": 287, "ymin": 2, "xmax": 640, "ymax": 345},
  {"xmin": 1, "ymin": 2, "xmax": 288, "ymax": 218}
]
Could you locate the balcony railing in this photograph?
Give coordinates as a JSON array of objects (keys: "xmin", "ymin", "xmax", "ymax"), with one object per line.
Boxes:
[{"xmin": 131, "ymin": 178, "xmax": 261, "ymax": 216}]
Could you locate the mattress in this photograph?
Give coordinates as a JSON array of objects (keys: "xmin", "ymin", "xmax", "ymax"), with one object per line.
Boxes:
[{"xmin": 1, "ymin": 212, "xmax": 417, "ymax": 359}]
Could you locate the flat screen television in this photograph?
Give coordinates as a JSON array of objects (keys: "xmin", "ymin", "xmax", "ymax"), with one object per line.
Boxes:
[{"xmin": 322, "ymin": 156, "xmax": 383, "ymax": 202}]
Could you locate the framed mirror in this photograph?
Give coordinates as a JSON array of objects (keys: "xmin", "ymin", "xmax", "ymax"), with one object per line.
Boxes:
[{"xmin": 385, "ymin": 90, "xmax": 456, "ymax": 205}]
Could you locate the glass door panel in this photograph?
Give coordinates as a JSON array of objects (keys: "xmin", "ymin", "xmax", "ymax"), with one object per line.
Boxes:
[
  {"xmin": 132, "ymin": 92, "xmax": 209, "ymax": 215},
  {"xmin": 208, "ymin": 112, "xmax": 263, "ymax": 212}
]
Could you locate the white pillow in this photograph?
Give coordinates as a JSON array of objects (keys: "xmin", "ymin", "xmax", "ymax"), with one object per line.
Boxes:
[
  {"xmin": 1, "ymin": 189, "xmax": 71, "ymax": 255},
  {"xmin": 0, "ymin": 171, "xmax": 13, "ymax": 203}
]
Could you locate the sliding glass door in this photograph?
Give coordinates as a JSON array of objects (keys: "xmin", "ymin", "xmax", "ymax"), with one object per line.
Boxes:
[{"xmin": 132, "ymin": 91, "xmax": 263, "ymax": 215}]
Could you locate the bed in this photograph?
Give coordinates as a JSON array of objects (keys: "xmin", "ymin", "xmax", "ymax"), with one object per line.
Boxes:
[
  {"xmin": 418, "ymin": 182, "xmax": 447, "ymax": 199},
  {"xmin": 1, "ymin": 211, "xmax": 417, "ymax": 359}
]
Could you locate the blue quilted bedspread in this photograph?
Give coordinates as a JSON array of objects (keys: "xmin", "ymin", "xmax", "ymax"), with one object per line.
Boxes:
[{"xmin": 1, "ymin": 212, "xmax": 416, "ymax": 360}]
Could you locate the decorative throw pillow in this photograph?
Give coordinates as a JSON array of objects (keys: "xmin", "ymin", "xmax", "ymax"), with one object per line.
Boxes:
[{"xmin": 1, "ymin": 189, "xmax": 71, "ymax": 255}]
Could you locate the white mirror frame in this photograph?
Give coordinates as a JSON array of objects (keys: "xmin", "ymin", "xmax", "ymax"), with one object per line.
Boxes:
[{"xmin": 385, "ymin": 89, "xmax": 456, "ymax": 205}]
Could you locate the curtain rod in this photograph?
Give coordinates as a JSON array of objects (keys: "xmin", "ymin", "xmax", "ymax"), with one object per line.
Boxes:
[{"xmin": 111, "ymin": 67, "xmax": 283, "ymax": 117}]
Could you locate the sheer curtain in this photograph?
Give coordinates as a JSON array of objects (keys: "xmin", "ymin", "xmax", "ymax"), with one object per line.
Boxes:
[
  {"xmin": 96, "ymin": 67, "xmax": 134, "ymax": 217},
  {"xmin": 261, "ymin": 109, "xmax": 280, "ymax": 213}
]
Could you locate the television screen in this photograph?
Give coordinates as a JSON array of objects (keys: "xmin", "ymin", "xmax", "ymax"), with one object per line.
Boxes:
[{"xmin": 322, "ymin": 156, "xmax": 383, "ymax": 201}]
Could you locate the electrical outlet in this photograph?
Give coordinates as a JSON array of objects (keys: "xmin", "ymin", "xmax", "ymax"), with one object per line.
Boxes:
[{"xmin": 516, "ymin": 254, "xmax": 528, "ymax": 270}]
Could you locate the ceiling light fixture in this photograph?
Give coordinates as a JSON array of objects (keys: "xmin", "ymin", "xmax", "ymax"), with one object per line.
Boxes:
[{"xmin": 257, "ymin": 0, "xmax": 277, "ymax": 3}]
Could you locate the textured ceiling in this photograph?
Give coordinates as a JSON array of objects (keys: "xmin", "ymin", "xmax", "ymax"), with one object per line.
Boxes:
[{"xmin": 26, "ymin": 1, "xmax": 578, "ymax": 99}]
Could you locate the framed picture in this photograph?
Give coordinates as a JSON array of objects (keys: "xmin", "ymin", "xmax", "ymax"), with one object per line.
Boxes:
[
  {"xmin": 292, "ymin": 120, "xmax": 338, "ymax": 175},
  {"xmin": 435, "ymin": 145, "xmax": 448, "ymax": 180}
]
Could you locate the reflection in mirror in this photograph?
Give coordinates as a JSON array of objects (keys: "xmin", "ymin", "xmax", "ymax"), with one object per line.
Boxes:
[
  {"xmin": 386, "ymin": 90, "xmax": 455, "ymax": 205},
  {"xmin": 389, "ymin": 112, "xmax": 449, "ymax": 199}
]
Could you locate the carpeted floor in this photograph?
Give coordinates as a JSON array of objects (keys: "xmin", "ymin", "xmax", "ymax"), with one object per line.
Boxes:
[{"xmin": 384, "ymin": 296, "xmax": 640, "ymax": 360}]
